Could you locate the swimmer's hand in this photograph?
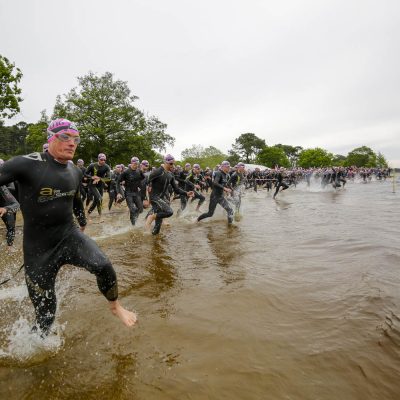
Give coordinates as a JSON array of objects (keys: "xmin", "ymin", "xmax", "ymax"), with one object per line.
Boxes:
[{"xmin": 0, "ymin": 207, "xmax": 7, "ymax": 217}]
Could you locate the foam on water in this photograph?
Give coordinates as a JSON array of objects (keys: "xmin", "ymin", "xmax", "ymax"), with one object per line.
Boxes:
[
  {"xmin": 0, "ymin": 269, "xmax": 79, "ymax": 366},
  {"xmin": 0, "ymin": 283, "xmax": 28, "ymax": 302},
  {"xmin": 0, "ymin": 317, "xmax": 65, "ymax": 366}
]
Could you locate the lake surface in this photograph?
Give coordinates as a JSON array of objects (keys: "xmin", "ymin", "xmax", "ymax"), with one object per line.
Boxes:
[{"xmin": 0, "ymin": 178, "xmax": 399, "ymax": 399}]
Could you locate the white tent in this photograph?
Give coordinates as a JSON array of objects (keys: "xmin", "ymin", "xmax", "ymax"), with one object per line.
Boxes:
[{"xmin": 243, "ymin": 163, "xmax": 270, "ymax": 171}]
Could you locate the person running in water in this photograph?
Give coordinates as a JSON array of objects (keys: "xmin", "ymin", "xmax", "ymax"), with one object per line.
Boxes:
[
  {"xmin": 184, "ymin": 163, "xmax": 206, "ymax": 212},
  {"xmin": 273, "ymin": 168, "xmax": 289, "ymax": 199},
  {"xmin": 146, "ymin": 154, "xmax": 193, "ymax": 235},
  {"xmin": 229, "ymin": 162, "xmax": 245, "ymax": 216},
  {"xmin": 197, "ymin": 160, "xmax": 234, "ymax": 224},
  {"xmin": 117, "ymin": 157, "xmax": 145, "ymax": 225},
  {"xmin": 109, "ymin": 164, "xmax": 123, "ymax": 211},
  {"xmin": 0, "ymin": 119, "xmax": 136, "ymax": 336},
  {"xmin": 85, "ymin": 153, "xmax": 111, "ymax": 219}
]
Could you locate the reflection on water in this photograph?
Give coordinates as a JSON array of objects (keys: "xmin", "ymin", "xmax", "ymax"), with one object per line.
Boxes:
[
  {"xmin": 206, "ymin": 225, "xmax": 246, "ymax": 286},
  {"xmin": 0, "ymin": 180, "xmax": 400, "ymax": 399}
]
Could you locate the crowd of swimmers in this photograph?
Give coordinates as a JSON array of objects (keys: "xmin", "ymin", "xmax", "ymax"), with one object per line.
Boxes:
[
  {"xmin": 0, "ymin": 150, "xmax": 392, "ymax": 250},
  {"xmin": 0, "ymin": 117, "xmax": 393, "ymax": 337}
]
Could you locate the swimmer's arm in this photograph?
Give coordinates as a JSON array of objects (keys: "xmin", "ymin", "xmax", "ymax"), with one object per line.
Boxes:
[
  {"xmin": 0, "ymin": 186, "xmax": 19, "ymax": 214},
  {"xmin": 73, "ymin": 189, "xmax": 87, "ymax": 228},
  {"xmin": 170, "ymin": 176, "xmax": 189, "ymax": 196},
  {"xmin": 148, "ymin": 167, "xmax": 163, "ymax": 183},
  {"xmin": 212, "ymin": 172, "xmax": 224, "ymax": 189},
  {"xmin": 116, "ymin": 171, "xmax": 126, "ymax": 196},
  {"xmin": 0, "ymin": 156, "xmax": 24, "ymax": 186}
]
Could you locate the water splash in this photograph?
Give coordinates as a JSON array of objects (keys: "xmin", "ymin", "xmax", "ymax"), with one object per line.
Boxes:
[
  {"xmin": 0, "ymin": 269, "xmax": 80, "ymax": 366},
  {"xmin": 0, "ymin": 317, "xmax": 65, "ymax": 366}
]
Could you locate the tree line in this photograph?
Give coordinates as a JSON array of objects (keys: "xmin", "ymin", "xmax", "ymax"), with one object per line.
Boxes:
[
  {"xmin": 0, "ymin": 54, "xmax": 389, "ymax": 169},
  {"xmin": 180, "ymin": 134, "xmax": 388, "ymax": 169}
]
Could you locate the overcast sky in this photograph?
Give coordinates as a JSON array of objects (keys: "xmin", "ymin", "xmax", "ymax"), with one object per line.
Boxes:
[{"xmin": 1, "ymin": 0, "xmax": 399, "ymax": 164}]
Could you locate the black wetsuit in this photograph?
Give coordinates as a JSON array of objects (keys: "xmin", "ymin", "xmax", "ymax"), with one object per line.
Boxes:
[
  {"xmin": 108, "ymin": 170, "xmax": 121, "ymax": 210},
  {"xmin": 0, "ymin": 185, "xmax": 19, "ymax": 246},
  {"xmin": 273, "ymin": 172, "xmax": 289, "ymax": 198},
  {"xmin": 85, "ymin": 162, "xmax": 111, "ymax": 215},
  {"xmin": 185, "ymin": 171, "xmax": 205, "ymax": 209},
  {"xmin": 78, "ymin": 165, "xmax": 88, "ymax": 203},
  {"xmin": 176, "ymin": 169, "xmax": 190, "ymax": 210},
  {"xmin": 117, "ymin": 167, "xmax": 145, "ymax": 225},
  {"xmin": 0, "ymin": 152, "xmax": 118, "ymax": 335},
  {"xmin": 229, "ymin": 171, "xmax": 244, "ymax": 213},
  {"xmin": 148, "ymin": 166, "xmax": 188, "ymax": 235},
  {"xmin": 198, "ymin": 170, "xmax": 233, "ymax": 223}
]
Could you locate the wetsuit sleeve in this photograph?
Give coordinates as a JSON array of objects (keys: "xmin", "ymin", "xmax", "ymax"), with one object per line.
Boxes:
[
  {"xmin": 212, "ymin": 171, "xmax": 224, "ymax": 190},
  {"xmin": 148, "ymin": 167, "xmax": 164, "ymax": 183},
  {"xmin": 102, "ymin": 166, "xmax": 112, "ymax": 183},
  {"xmin": 116, "ymin": 171, "xmax": 126, "ymax": 196},
  {"xmin": 230, "ymin": 173, "xmax": 238, "ymax": 187},
  {"xmin": 85, "ymin": 164, "xmax": 94, "ymax": 177},
  {"xmin": 0, "ymin": 185, "xmax": 19, "ymax": 213},
  {"xmin": 185, "ymin": 173, "xmax": 195, "ymax": 189},
  {"xmin": 0, "ymin": 156, "xmax": 24, "ymax": 186},
  {"xmin": 170, "ymin": 175, "xmax": 187, "ymax": 196},
  {"xmin": 73, "ymin": 189, "xmax": 87, "ymax": 227}
]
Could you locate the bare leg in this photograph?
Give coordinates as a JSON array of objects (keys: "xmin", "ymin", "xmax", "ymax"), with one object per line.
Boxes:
[
  {"xmin": 109, "ymin": 300, "xmax": 137, "ymax": 327},
  {"xmin": 145, "ymin": 213, "xmax": 156, "ymax": 231}
]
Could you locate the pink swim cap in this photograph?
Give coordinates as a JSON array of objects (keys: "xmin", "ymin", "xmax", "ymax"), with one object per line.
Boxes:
[{"xmin": 47, "ymin": 119, "xmax": 79, "ymax": 141}]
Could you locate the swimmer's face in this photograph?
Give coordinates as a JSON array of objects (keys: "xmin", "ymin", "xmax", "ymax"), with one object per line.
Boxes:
[
  {"xmin": 48, "ymin": 132, "xmax": 79, "ymax": 162},
  {"xmin": 221, "ymin": 165, "xmax": 230, "ymax": 173}
]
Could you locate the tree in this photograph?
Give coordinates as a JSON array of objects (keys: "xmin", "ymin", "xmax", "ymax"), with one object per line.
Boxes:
[
  {"xmin": 181, "ymin": 144, "xmax": 206, "ymax": 160},
  {"xmin": 181, "ymin": 144, "xmax": 227, "ymax": 169},
  {"xmin": 230, "ymin": 133, "xmax": 266, "ymax": 163},
  {"xmin": 226, "ymin": 149, "xmax": 240, "ymax": 166},
  {"xmin": 0, "ymin": 55, "xmax": 23, "ymax": 120},
  {"xmin": 25, "ymin": 110, "xmax": 50, "ymax": 152},
  {"xmin": 298, "ymin": 148, "xmax": 333, "ymax": 168},
  {"xmin": 332, "ymin": 154, "xmax": 347, "ymax": 166},
  {"xmin": 376, "ymin": 152, "xmax": 388, "ymax": 168},
  {"xmin": 274, "ymin": 144, "xmax": 303, "ymax": 167},
  {"xmin": 345, "ymin": 146, "xmax": 377, "ymax": 167},
  {"xmin": 52, "ymin": 71, "xmax": 172, "ymax": 165},
  {"xmin": 257, "ymin": 146, "xmax": 290, "ymax": 168},
  {"xmin": 202, "ymin": 146, "xmax": 224, "ymax": 158},
  {"xmin": 0, "ymin": 120, "xmax": 30, "ymax": 158},
  {"xmin": 142, "ymin": 115, "xmax": 174, "ymax": 153}
]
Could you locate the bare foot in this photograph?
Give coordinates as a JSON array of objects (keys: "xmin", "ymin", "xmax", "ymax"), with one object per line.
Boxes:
[{"xmin": 110, "ymin": 300, "xmax": 137, "ymax": 327}]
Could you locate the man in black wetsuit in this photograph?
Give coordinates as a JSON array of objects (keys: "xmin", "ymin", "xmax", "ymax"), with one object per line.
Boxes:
[
  {"xmin": 176, "ymin": 163, "xmax": 191, "ymax": 211},
  {"xmin": 273, "ymin": 167, "xmax": 289, "ymax": 199},
  {"xmin": 109, "ymin": 164, "xmax": 123, "ymax": 211},
  {"xmin": 0, "ymin": 118, "xmax": 136, "ymax": 336},
  {"xmin": 184, "ymin": 163, "xmax": 206, "ymax": 212},
  {"xmin": 146, "ymin": 154, "xmax": 193, "ymax": 235},
  {"xmin": 117, "ymin": 157, "xmax": 145, "ymax": 225},
  {"xmin": 229, "ymin": 162, "xmax": 245, "ymax": 215},
  {"xmin": 197, "ymin": 160, "xmax": 234, "ymax": 224},
  {"xmin": 85, "ymin": 153, "xmax": 111, "ymax": 218}
]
